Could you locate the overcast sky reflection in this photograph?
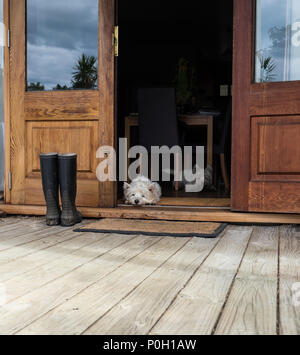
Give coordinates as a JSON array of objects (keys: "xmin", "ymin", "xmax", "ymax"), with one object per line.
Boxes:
[
  {"xmin": 26, "ymin": 0, "xmax": 98, "ymax": 90},
  {"xmin": 256, "ymin": 0, "xmax": 300, "ymax": 82}
]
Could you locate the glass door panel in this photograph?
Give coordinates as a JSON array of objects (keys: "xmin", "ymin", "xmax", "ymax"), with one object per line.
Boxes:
[
  {"xmin": 255, "ymin": 0, "xmax": 300, "ymax": 82},
  {"xmin": 26, "ymin": 0, "xmax": 98, "ymax": 91}
]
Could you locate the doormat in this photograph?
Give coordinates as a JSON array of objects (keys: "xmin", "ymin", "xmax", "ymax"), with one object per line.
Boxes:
[{"xmin": 74, "ymin": 218, "xmax": 227, "ymax": 238}]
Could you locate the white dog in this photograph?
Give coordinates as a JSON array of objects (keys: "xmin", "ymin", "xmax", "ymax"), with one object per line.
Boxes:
[{"xmin": 124, "ymin": 176, "xmax": 162, "ymax": 206}]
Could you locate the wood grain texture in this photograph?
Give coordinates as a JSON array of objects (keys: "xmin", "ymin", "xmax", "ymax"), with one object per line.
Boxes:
[
  {"xmin": 2, "ymin": 233, "xmax": 112, "ymax": 304},
  {"xmin": 249, "ymin": 182, "xmax": 300, "ymax": 213},
  {"xmin": 3, "ymin": 0, "xmax": 11, "ymax": 203},
  {"xmin": 157, "ymin": 197, "xmax": 231, "ymax": 208},
  {"xmin": 150, "ymin": 226, "xmax": 253, "ymax": 335},
  {"xmin": 251, "ymin": 116, "xmax": 300, "ymax": 178},
  {"xmin": 84, "ymin": 236, "xmax": 220, "ymax": 335},
  {"xmin": 249, "ymin": 81, "xmax": 300, "ymax": 116},
  {"xmin": 0, "ymin": 225, "xmax": 62, "ymax": 253},
  {"xmin": 215, "ymin": 226, "xmax": 279, "ymax": 335},
  {"xmin": 8, "ymin": 0, "xmax": 116, "ymax": 208},
  {"xmin": 23, "ymin": 120, "xmax": 100, "ymax": 207},
  {"xmin": 279, "ymin": 226, "xmax": 300, "ymax": 335},
  {"xmin": 17, "ymin": 238, "xmax": 188, "ymax": 335},
  {"xmin": 98, "ymin": 0, "xmax": 116, "ymax": 207},
  {"xmin": 0, "ymin": 218, "xmax": 45, "ymax": 236},
  {"xmin": 0, "ymin": 233, "xmax": 141, "ymax": 335},
  {"xmin": 0, "ymin": 218, "xmax": 299, "ymax": 335},
  {"xmin": 25, "ymin": 91, "xmax": 99, "ymax": 121},
  {"xmin": 26, "ymin": 121, "xmax": 99, "ymax": 175},
  {"xmin": 1, "ymin": 204, "xmax": 300, "ymax": 224},
  {"xmin": 232, "ymin": 0, "xmax": 300, "ymax": 213},
  {"xmin": 0, "ymin": 228, "xmax": 80, "ymax": 268},
  {"xmin": 0, "ymin": 228, "xmax": 87, "ymax": 282},
  {"xmin": 9, "ymin": 0, "xmax": 26, "ymax": 204},
  {"xmin": 231, "ymin": 0, "xmax": 253, "ymax": 211}
]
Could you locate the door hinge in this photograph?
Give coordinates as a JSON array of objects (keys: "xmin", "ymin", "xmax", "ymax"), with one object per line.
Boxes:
[
  {"xmin": 7, "ymin": 29, "xmax": 10, "ymax": 49},
  {"xmin": 114, "ymin": 26, "xmax": 119, "ymax": 57},
  {"xmin": 8, "ymin": 172, "xmax": 12, "ymax": 191}
]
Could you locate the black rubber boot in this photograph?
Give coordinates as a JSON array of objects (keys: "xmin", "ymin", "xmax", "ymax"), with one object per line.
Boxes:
[
  {"xmin": 40, "ymin": 153, "xmax": 61, "ymax": 226},
  {"xmin": 58, "ymin": 154, "xmax": 82, "ymax": 227}
]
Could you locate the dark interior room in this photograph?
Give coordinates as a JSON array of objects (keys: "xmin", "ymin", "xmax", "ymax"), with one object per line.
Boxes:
[{"xmin": 117, "ymin": 0, "xmax": 233, "ymax": 207}]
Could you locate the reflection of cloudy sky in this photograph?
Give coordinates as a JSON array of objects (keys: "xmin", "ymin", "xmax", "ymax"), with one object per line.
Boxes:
[
  {"xmin": 256, "ymin": 0, "xmax": 300, "ymax": 82},
  {"xmin": 27, "ymin": 0, "xmax": 98, "ymax": 90}
]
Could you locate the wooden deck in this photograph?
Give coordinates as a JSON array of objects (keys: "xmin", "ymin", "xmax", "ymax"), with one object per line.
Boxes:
[{"xmin": 0, "ymin": 216, "xmax": 299, "ymax": 335}]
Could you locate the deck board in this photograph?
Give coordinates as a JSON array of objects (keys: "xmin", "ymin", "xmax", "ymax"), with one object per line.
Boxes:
[
  {"xmin": 2, "ymin": 232, "xmax": 135, "ymax": 304},
  {"xmin": 0, "ymin": 227, "xmax": 104, "ymax": 282},
  {"xmin": 0, "ymin": 225, "xmax": 78, "ymax": 267},
  {"xmin": 279, "ymin": 226, "xmax": 300, "ymax": 335},
  {"xmin": 84, "ymin": 235, "xmax": 221, "ymax": 335},
  {"xmin": 0, "ymin": 233, "xmax": 140, "ymax": 334},
  {"xmin": 150, "ymin": 226, "xmax": 253, "ymax": 335},
  {"xmin": 214, "ymin": 226, "xmax": 279, "ymax": 335},
  {"xmin": 17, "ymin": 237, "xmax": 189, "ymax": 335},
  {"xmin": 0, "ymin": 218, "xmax": 298, "ymax": 335}
]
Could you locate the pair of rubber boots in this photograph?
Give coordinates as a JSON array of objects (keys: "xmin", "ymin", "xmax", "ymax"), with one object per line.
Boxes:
[{"xmin": 40, "ymin": 153, "xmax": 82, "ymax": 227}]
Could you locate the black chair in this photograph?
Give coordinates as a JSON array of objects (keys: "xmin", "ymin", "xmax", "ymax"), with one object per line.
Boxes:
[
  {"xmin": 137, "ymin": 87, "xmax": 182, "ymax": 188},
  {"xmin": 137, "ymin": 87, "xmax": 179, "ymax": 151}
]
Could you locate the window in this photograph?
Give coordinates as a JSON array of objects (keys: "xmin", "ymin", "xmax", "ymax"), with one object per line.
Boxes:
[
  {"xmin": 255, "ymin": 0, "xmax": 300, "ymax": 83},
  {"xmin": 26, "ymin": 0, "xmax": 98, "ymax": 91}
]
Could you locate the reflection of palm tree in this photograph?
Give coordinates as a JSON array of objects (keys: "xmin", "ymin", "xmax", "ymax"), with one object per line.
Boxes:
[
  {"xmin": 72, "ymin": 54, "xmax": 97, "ymax": 89},
  {"xmin": 27, "ymin": 82, "xmax": 45, "ymax": 91},
  {"xmin": 53, "ymin": 84, "xmax": 69, "ymax": 90},
  {"xmin": 257, "ymin": 52, "xmax": 277, "ymax": 82}
]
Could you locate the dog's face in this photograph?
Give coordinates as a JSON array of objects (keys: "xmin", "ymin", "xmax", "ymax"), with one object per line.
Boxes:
[{"xmin": 124, "ymin": 182, "xmax": 156, "ymax": 206}]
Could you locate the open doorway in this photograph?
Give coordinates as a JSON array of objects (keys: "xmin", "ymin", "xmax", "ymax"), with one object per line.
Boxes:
[{"xmin": 117, "ymin": 0, "xmax": 233, "ymax": 208}]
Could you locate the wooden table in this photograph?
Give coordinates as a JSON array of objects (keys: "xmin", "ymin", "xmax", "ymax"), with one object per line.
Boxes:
[{"xmin": 125, "ymin": 115, "xmax": 214, "ymax": 171}]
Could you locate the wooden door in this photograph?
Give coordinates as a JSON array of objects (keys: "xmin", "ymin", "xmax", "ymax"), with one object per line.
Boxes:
[
  {"xmin": 8, "ymin": 0, "xmax": 116, "ymax": 208},
  {"xmin": 232, "ymin": 0, "xmax": 300, "ymax": 213}
]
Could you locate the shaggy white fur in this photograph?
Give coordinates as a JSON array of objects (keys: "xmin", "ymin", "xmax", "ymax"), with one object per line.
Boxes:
[{"xmin": 124, "ymin": 176, "xmax": 162, "ymax": 206}]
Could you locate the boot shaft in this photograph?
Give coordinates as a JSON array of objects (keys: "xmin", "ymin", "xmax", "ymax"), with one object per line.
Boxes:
[
  {"xmin": 40, "ymin": 153, "xmax": 60, "ymax": 225},
  {"xmin": 58, "ymin": 153, "xmax": 77, "ymax": 205},
  {"xmin": 40, "ymin": 153, "xmax": 59, "ymax": 194},
  {"xmin": 58, "ymin": 154, "xmax": 82, "ymax": 226}
]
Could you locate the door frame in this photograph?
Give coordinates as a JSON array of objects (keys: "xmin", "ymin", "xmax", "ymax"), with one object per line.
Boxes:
[
  {"xmin": 3, "ymin": 0, "xmax": 11, "ymax": 204},
  {"xmin": 98, "ymin": 0, "xmax": 117, "ymax": 207},
  {"xmin": 115, "ymin": 0, "xmax": 234, "ymax": 209},
  {"xmin": 231, "ymin": 0, "xmax": 253, "ymax": 211}
]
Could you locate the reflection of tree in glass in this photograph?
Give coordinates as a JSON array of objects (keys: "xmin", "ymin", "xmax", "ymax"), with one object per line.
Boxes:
[
  {"xmin": 268, "ymin": 26, "xmax": 286, "ymax": 50},
  {"xmin": 257, "ymin": 52, "xmax": 277, "ymax": 82},
  {"xmin": 256, "ymin": 25, "xmax": 286, "ymax": 82},
  {"xmin": 72, "ymin": 54, "xmax": 97, "ymax": 89},
  {"xmin": 27, "ymin": 82, "xmax": 45, "ymax": 91},
  {"xmin": 53, "ymin": 84, "xmax": 69, "ymax": 91}
]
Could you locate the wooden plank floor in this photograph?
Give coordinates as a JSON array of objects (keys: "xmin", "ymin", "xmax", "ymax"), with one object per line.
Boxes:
[{"xmin": 0, "ymin": 217, "xmax": 299, "ymax": 335}]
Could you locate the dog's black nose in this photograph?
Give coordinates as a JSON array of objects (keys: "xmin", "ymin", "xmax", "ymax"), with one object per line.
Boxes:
[{"xmin": 135, "ymin": 200, "xmax": 139, "ymax": 205}]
